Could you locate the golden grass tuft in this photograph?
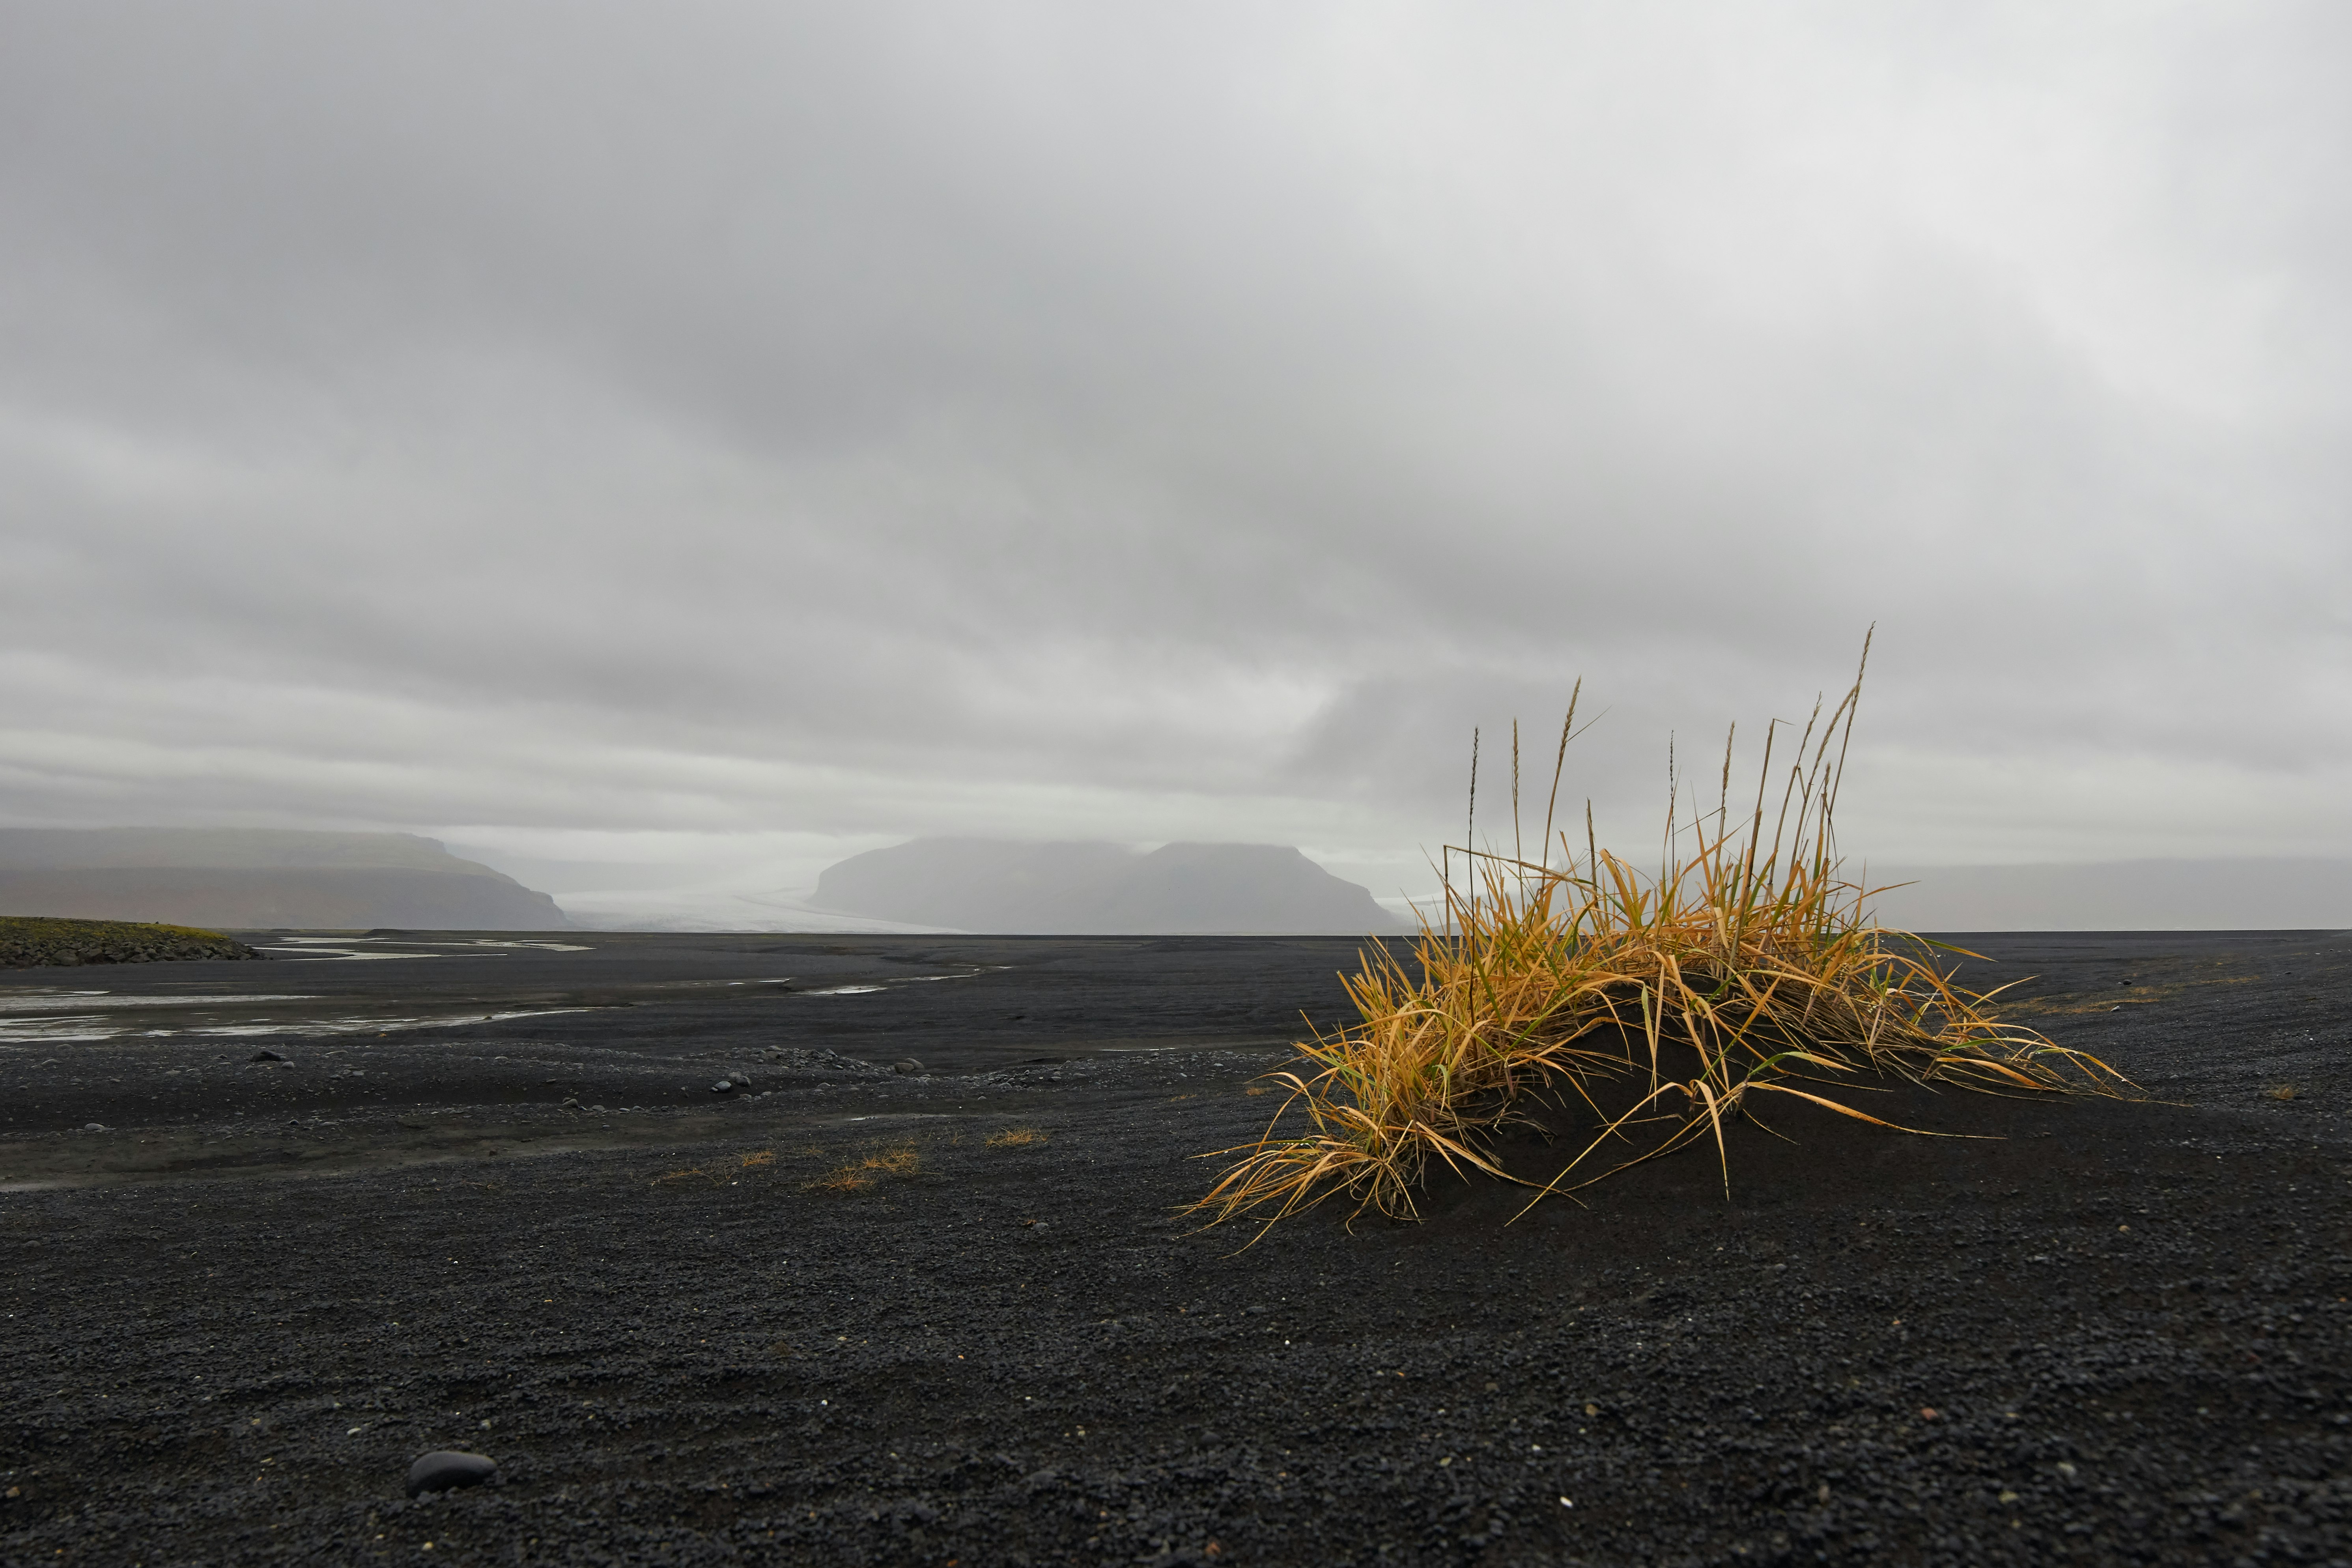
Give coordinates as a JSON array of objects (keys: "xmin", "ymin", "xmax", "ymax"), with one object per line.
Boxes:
[
  {"xmin": 985, "ymin": 1128, "xmax": 1048, "ymax": 1148},
  {"xmin": 1191, "ymin": 637, "xmax": 2134, "ymax": 1235},
  {"xmin": 2265, "ymin": 1084, "xmax": 2301, "ymax": 1102},
  {"xmin": 740, "ymin": 1149, "xmax": 776, "ymax": 1169},
  {"xmin": 803, "ymin": 1167, "xmax": 876, "ymax": 1194}
]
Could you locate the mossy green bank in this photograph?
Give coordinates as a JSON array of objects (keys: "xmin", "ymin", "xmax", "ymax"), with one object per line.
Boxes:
[{"xmin": 0, "ymin": 914, "xmax": 262, "ymax": 968}]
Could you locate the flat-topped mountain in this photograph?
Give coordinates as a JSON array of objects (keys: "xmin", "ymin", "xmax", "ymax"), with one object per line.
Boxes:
[
  {"xmin": 0, "ymin": 828, "xmax": 570, "ymax": 930},
  {"xmin": 812, "ymin": 838, "xmax": 1410, "ymax": 934}
]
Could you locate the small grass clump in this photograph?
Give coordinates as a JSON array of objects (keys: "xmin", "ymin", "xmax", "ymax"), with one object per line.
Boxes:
[
  {"xmin": 654, "ymin": 1147, "xmax": 777, "ymax": 1188},
  {"xmin": 985, "ymin": 1128, "xmax": 1048, "ymax": 1148},
  {"xmin": 1192, "ymin": 639, "xmax": 2133, "ymax": 1235},
  {"xmin": 803, "ymin": 1140, "xmax": 923, "ymax": 1193}
]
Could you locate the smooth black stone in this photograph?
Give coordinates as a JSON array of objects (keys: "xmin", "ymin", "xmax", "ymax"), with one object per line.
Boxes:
[
  {"xmin": 249, "ymin": 1048, "xmax": 286, "ymax": 1063},
  {"xmin": 405, "ymin": 1450, "xmax": 497, "ymax": 1497}
]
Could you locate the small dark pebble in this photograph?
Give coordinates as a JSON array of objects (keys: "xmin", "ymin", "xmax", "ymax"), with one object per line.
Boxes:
[
  {"xmin": 250, "ymin": 1049, "xmax": 286, "ymax": 1063},
  {"xmin": 405, "ymin": 1450, "xmax": 497, "ymax": 1497}
]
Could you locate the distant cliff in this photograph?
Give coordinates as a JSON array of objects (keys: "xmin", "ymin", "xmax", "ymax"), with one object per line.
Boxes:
[
  {"xmin": 0, "ymin": 829, "xmax": 571, "ymax": 931},
  {"xmin": 813, "ymin": 839, "xmax": 1409, "ymax": 934}
]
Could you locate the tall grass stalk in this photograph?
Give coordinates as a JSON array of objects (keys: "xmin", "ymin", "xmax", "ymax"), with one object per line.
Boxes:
[{"xmin": 1191, "ymin": 640, "xmax": 2131, "ymax": 1235}]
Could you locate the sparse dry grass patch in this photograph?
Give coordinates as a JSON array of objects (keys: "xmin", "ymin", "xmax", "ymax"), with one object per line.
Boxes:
[
  {"xmin": 803, "ymin": 1140, "xmax": 924, "ymax": 1193},
  {"xmin": 648, "ymin": 1133, "xmax": 965, "ymax": 1200},
  {"xmin": 985, "ymin": 1128, "xmax": 1048, "ymax": 1148},
  {"xmin": 1192, "ymin": 639, "xmax": 2134, "ymax": 1235},
  {"xmin": 2265, "ymin": 1084, "xmax": 2301, "ymax": 1102},
  {"xmin": 2003, "ymin": 973, "xmax": 2257, "ymax": 1018}
]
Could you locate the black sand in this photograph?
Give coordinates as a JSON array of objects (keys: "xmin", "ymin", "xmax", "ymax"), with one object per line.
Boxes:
[{"xmin": 3, "ymin": 930, "xmax": 2346, "ymax": 1564}]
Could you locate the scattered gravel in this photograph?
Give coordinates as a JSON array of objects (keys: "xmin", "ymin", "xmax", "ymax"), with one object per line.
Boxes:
[{"xmin": 1, "ymin": 929, "xmax": 2343, "ymax": 1564}]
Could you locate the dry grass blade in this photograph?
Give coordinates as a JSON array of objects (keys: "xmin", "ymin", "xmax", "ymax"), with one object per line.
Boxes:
[
  {"xmin": 800, "ymin": 1138, "xmax": 927, "ymax": 1193},
  {"xmin": 1189, "ymin": 638, "xmax": 2136, "ymax": 1233}
]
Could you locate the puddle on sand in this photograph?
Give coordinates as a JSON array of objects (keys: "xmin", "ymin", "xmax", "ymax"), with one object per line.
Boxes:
[
  {"xmin": 0, "ymin": 999, "xmax": 597, "ymax": 1044},
  {"xmin": 794, "ymin": 969, "xmax": 992, "ymax": 995},
  {"xmin": 0, "ymin": 991, "xmax": 318, "ymax": 1012},
  {"xmin": 181, "ymin": 1007, "xmax": 598, "ymax": 1038},
  {"xmin": 257, "ymin": 936, "xmax": 595, "ymax": 961}
]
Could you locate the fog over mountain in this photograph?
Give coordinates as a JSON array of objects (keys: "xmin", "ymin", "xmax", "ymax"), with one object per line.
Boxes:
[
  {"xmin": 2, "ymin": 6, "xmax": 2347, "ymax": 925},
  {"xmin": 0, "ymin": 829, "xmax": 569, "ymax": 931},
  {"xmin": 812, "ymin": 839, "xmax": 1410, "ymax": 935}
]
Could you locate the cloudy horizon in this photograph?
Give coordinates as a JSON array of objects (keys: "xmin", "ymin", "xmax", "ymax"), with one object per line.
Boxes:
[{"xmin": 5, "ymin": 2, "xmax": 2347, "ymax": 912}]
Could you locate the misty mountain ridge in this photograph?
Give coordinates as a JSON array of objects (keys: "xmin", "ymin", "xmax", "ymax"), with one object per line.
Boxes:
[
  {"xmin": 813, "ymin": 839, "xmax": 1412, "ymax": 934},
  {"xmin": 0, "ymin": 828, "xmax": 570, "ymax": 930}
]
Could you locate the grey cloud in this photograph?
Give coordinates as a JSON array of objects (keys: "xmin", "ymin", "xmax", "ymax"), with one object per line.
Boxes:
[{"xmin": 3, "ymin": 3, "xmax": 2348, "ymax": 898}]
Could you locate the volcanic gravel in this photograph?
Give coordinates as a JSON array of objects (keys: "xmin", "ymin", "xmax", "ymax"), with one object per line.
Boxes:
[{"xmin": 2, "ymin": 929, "xmax": 2346, "ymax": 1565}]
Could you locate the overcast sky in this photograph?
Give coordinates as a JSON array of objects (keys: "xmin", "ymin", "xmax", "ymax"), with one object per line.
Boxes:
[{"xmin": 3, "ymin": 2, "xmax": 2346, "ymax": 903}]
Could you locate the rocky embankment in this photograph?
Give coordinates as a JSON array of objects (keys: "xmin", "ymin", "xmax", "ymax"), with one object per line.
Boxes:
[{"xmin": 0, "ymin": 915, "xmax": 261, "ymax": 968}]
